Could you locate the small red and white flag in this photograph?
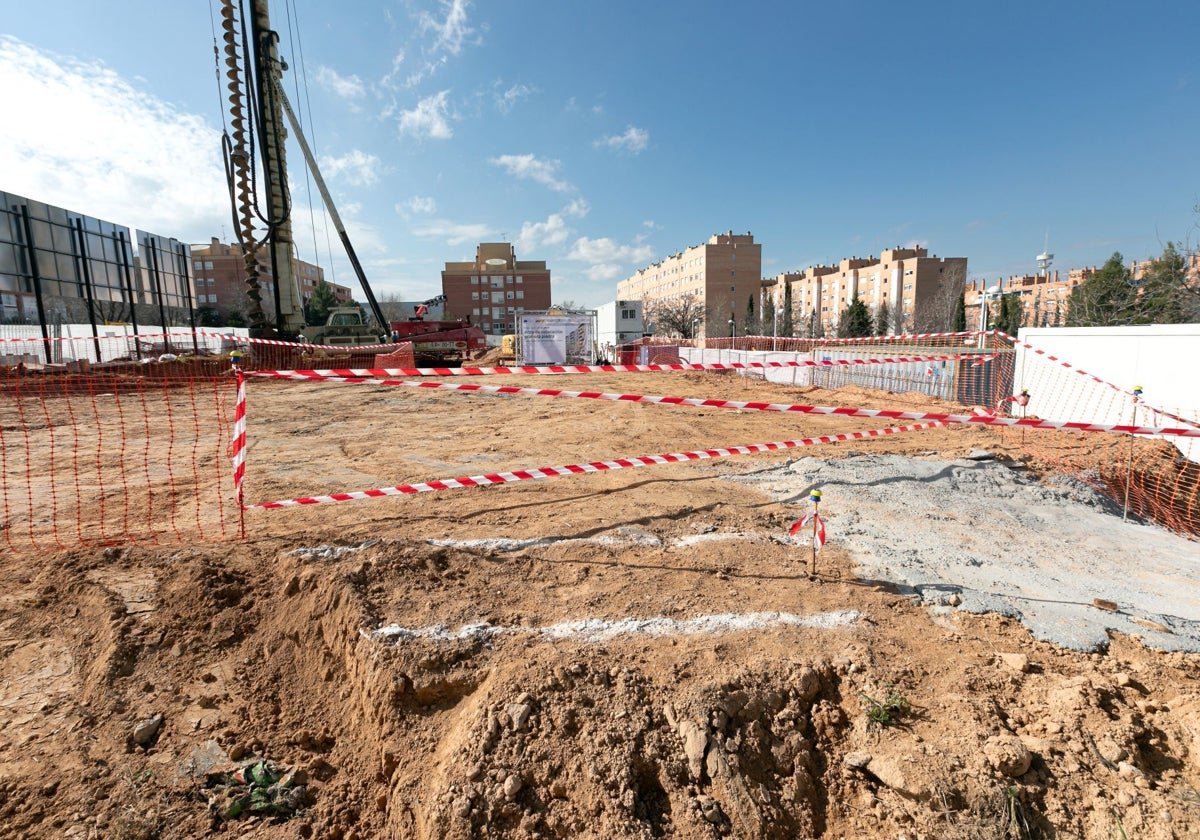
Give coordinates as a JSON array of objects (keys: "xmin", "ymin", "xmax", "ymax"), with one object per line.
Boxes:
[{"xmin": 790, "ymin": 513, "xmax": 826, "ymax": 552}]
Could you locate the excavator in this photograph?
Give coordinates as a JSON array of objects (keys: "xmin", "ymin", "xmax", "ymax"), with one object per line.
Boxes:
[{"xmin": 217, "ymin": 0, "xmax": 385, "ymax": 346}]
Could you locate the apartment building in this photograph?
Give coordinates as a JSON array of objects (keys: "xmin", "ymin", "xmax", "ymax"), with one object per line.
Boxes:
[
  {"xmin": 441, "ymin": 243, "xmax": 552, "ymax": 336},
  {"xmin": 768, "ymin": 246, "xmax": 968, "ymax": 336},
  {"xmin": 615, "ymin": 231, "xmax": 762, "ymax": 337},
  {"xmin": 965, "ymin": 271, "xmax": 1084, "ymax": 330},
  {"xmin": 189, "ymin": 238, "xmax": 350, "ymax": 322},
  {"xmin": 968, "ymin": 251, "xmax": 1200, "ymax": 330}
]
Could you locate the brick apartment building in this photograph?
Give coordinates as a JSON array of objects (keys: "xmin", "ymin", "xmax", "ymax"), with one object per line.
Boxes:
[
  {"xmin": 441, "ymin": 243, "xmax": 552, "ymax": 336},
  {"xmin": 615, "ymin": 231, "xmax": 762, "ymax": 337},
  {"xmin": 188, "ymin": 238, "xmax": 350, "ymax": 322},
  {"xmin": 767, "ymin": 246, "xmax": 968, "ymax": 336}
]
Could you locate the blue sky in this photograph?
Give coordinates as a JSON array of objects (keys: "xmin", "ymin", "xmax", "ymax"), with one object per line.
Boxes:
[{"xmin": 2, "ymin": 1, "xmax": 1198, "ymax": 308}]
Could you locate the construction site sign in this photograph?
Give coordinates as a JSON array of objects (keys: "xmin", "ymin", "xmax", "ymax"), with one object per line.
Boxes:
[{"xmin": 517, "ymin": 311, "xmax": 596, "ymax": 365}]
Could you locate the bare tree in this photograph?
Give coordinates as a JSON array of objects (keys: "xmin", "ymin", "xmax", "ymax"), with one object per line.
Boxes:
[{"xmin": 643, "ymin": 293, "xmax": 707, "ymax": 338}]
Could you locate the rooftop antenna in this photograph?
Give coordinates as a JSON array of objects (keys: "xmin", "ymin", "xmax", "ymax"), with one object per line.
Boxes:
[{"xmin": 1036, "ymin": 232, "xmax": 1053, "ymax": 279}]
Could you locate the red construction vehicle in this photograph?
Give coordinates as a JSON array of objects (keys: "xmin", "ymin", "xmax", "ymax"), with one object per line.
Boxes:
[{"xmin": 389, "ymin": 316, "xmax": 487, "ymax": 366}]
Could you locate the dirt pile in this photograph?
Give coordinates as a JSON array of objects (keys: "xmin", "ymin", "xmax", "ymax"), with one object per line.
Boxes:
[{"xmin": 1, "ymin": 372, "xmax": 1198, "ymax": 839}]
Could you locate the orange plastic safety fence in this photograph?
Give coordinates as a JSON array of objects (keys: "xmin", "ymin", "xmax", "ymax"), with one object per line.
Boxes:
[{"xmin": 0, "ymin": 367, "xmax": 243, "ymax": 554}]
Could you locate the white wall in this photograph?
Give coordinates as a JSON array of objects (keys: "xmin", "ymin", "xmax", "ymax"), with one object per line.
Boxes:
[{"xmin": 1017, "ymin": 324, "xmax": 1200, "ymax": 460}]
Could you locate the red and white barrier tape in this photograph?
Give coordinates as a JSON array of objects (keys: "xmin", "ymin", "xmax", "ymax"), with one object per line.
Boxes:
[
  {"xmin": 248, "ymin": 370, "xmax": 1200, "ymax": 439},
  {"xmin": 246, "ymin": 353, "xmax": 984, "ymax": 380},
  {"xmin": 243, "ymin": 421, "xmax": 947, "ymax": 509}
]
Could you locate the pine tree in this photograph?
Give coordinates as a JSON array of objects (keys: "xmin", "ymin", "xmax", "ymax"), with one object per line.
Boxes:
[
  {"xmin": 1138, "ymin": 242, "xmax": 1192, "ymax": 324},
  {"xmin": 744, "ymin": 294, "xmax": 756, "ymax": 336},
  {"xmin": 305, "ymin": 280, "xmax": 340, "ymax": 326},
  {"xmin": 952, "ymin": 292, "xmax": 967, "ymax": 332},
  {"xmin": 780, "ymin": 283, "xmax": 794, "ymax": 337},
  {"xmin": 762, "ymin": 293, "xmax": 776, "ymax": 335},
  {"xmin": 837, "ymin": 298, "xmax": 873, "ymax": 338},
  {"xmin": 1066, "ymin": 252, "xmax": 1135, "ymax": 326},
  {"xmin": 873, "ymin": 304, "xmax": 889, "ymax": 337}
]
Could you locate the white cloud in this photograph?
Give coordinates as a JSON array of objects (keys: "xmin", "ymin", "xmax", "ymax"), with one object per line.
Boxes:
[
  {"xmin": 397, "ymin": 195, "xmax": 437, "ymax": 217},
  {"xmin": 0, "ymin": 37, "xmax": 227, "ymax": 242},
  {"xmin": 413, "ymin": 219, "xmax": 494, "ymax": 246},
  {"xmin": 567, "ymin": 236, "xmax": 656, "ymax": 265},
  {"xmin": 564, "ymin": 198, "xmax": 590, "ymax": 218},
  {"xmin": 490, "ymin": 153, "xmax": 572, "ymax": 193},
  {"xmin": 595, "ymin": 125, "xmax": 649, "ymax": 154},
  {"xmin": 516, "ymin": 213, "xmax": 569, "ymax": 254},
  {"xmin": 319, "ymin": 149, "xmax": 381, "ymax": 186},
  {"xmin": 584, "ymin": 264, "xmax": 624, "ymax": 282},
  {"xmin": 402, "ymin": 0, "xmax": 478, "ymax": 87},
  {"xmin": 495, "ymin": 82, "xmax": 533, "ymax": 113},
  {"xmin": 398, "ymin": 91, "xmax": 454, "ymax": 139},
  {"xmin": 420, "ymin": 0, "xmax": 474, "ymax": 57},
  {"xmin": 380, "ymin": 49, "xmax": 407, "ymax": 92},
  {"xmin": 314, "ymin": 65, "xmax": 365, "ymax": 100}
]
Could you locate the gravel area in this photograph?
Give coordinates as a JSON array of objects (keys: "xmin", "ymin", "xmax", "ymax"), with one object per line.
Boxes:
[{"xmin": 736, "ymin": 451, "xmax": 1200, "ymax": 652}]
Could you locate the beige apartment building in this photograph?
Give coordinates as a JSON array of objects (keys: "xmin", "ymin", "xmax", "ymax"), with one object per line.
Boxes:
[
  {"xmin": 615, "ymin": 231, "xmax": 762, "ymax": 336},
  {"xmin": 767, "ymin": 246, "xmax": 967, "ymax": 336},
  {"xmin": 441, "ymin": 243, "xmax": 552, "ymax": 336},
  {"xmin": 189, "ymin": 238, "xmax": 351, "ymax": 322}
]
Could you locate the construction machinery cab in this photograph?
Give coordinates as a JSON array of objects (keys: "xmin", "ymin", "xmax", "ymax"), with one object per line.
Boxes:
[{"xmin": 301, "ymin": 306, "xmax": 383, "ymax": 346}]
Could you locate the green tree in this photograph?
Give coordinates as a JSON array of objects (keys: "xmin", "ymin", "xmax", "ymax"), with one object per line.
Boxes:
[
  {"xmin": 305, "ymin": 279, "xmax": 340, "ymax": 326},
  {"xmin": 744, "ymin": 294, "xmax": 756, "ymax": 335},
  {"xmin": 1138, "ymin": 242, "xmax": 1195, "ymax": 324},
  {"xmin": 762, "ymin": 293, "xmax": 776, "ymax": 335},
  {"xmin": 780, "ymin": 283, "xmax": 794, "ymax": 337},
  {"xmin": 1066, "ymin": 252, "xmax": 1135, "ymax": 326},
  {"xmin": 873, "ymin": 304, "xmax": 889, "ymax": 336},
  {"xmin": 952, "ymin": 292, "xmax": 967, "ymax": 332},
  {"xmin": 995, "ymin": 293, "xmax": 1023, "ymax": 336},
  {"xmin": 837, "ymin": 298, "xmax": 873, "ymax": 338}
]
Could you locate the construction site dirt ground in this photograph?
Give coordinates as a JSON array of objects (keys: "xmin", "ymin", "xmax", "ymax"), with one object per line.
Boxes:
[{"xmin": 2, "ymin": 370, "xmax": 1200, "ymax": 839}]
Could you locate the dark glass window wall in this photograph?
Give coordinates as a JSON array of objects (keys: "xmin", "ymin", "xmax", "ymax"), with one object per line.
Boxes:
[{"xmin": 0, "ymin": 190, "xmax": 196, "ymax": 347}]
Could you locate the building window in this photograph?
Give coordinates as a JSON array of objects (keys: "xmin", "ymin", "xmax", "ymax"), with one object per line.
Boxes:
[
  {"xmin": 515, "ymin": 276, "xmax": 523, "ymax": 284},
  {"xmin": 470, "ymin": 276, "xmax": 479, "ymax": 284},
  {"xmin": 506, "ymin": 290, "xmax": 515, "ymax": 300},
  {"xmin": 473, "ymin": 307, "xmax": 481, "ymax": 316},
  {"xmin": 515, "ymin": 290, "xmax": 524, "ymax": 300},
  {"xmin": 621, "ymin": 308, "xmax": 635, "ymax": 319},
  {"xmin": 471, "ymin": 291, "xmax": 479, "ymax": 300},
  {"xmin": 193, "ymin": 260, "xmax": 202, "ymax": 270},
  {"xmin": 204, "ymin": 261, "xmax": 214, "ymax": 270}
]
